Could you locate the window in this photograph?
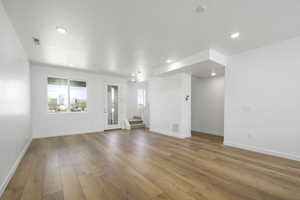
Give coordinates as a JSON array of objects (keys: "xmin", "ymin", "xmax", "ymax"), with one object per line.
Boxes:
[
  {"xmin": 137, "ymin": 88, "xmax": 146, "ymax": 106},
  {"xmin": 107, "ymin": 85, "xmax": 119, "ymax": 125},
  {"xmin": 70, "ymin": 80, "xmax": 87, "ymax": 112},
  {"xmin": 48, "ymin": 77, "xmax": 68, "ymax": 112},
  {"xmin": 48, "ymin": 77, "xmax": 87, "ymax": 113}
]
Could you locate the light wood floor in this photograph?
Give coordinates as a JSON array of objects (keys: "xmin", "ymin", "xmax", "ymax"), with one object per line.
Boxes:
[{"xmin": 1, "ymin": 129, "xmax": 300, "ymax": 200}]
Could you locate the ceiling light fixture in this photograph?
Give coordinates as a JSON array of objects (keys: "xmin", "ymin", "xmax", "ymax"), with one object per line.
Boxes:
[
  {"xmin": 231, "ymin": 32, "xmax": 240, "ymax": 39},
  {"xmin": 166, "ymin": 59, "xmax": 173, "ymax": 63},
  {"xmin": 211, "ymin": 72, "xmax": 216, "ymax": 77},
  {"xmin": 56, "ymin": 27, "xmax": 67, "ymax": 34}
]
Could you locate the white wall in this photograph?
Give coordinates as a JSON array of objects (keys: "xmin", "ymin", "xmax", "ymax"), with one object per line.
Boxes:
[
  {"xmin": 149, "ymin": 73, "xmax": 191, "ymax": 138},
  {"xmin": 224, "ymin": 36, "xmax": 300, "ymax": 161},
  {"xmin": 31, "ymin": 64, "xmax": 127, "ymax": 138},
  {"xmin": 192, "ymin": 76, "xmax": 224, "ymax": 136},
  {"xmin": 0, "ymin": 2, "xmax": 31, "ymax": 195}
]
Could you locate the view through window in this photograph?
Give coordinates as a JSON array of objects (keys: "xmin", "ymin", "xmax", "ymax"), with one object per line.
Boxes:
[
  {"xmin": 48, "ymin": 77, "xmax": 87, "ymax": 113},
  {"xmin": 137, "ymin": 88, "xmax": 146, "ymax": 106}
]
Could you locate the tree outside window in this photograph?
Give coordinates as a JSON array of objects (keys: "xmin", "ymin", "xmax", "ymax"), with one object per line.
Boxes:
[{"xmin": 48, "ymin": 77, "xmax": 87, "ymax": 113}]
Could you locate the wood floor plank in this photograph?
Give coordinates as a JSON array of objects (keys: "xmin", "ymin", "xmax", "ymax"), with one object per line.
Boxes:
[
  {"xmin": 60, "ymin": 167, "xmax": 86, "ymax": 200},
  {"xmin": 42, "ymin": 191, "xmax": 64, "ymax": 200},
  {"xmin": 19, "ymin": 159, "xmax": 44, "ymax": 200},
  {"xmin": 43, "ymin": 139, "xmax": 62, "ymax": 197},
  {"xmin": 78, "ymin": 174, "xmax": 106, "ymax": 200},
  {"xmin": 1, "ymin": 129, "xmax": 300, "ymax": 200}
]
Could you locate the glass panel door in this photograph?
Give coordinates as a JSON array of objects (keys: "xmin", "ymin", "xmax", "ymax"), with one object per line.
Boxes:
[
  {"xmin": 107, "ymin": 85, "xmax": 118, "ymax": 125},
  {"xmin": 105, "ymin": 84, "xmax": 120, "ymax": 130}
]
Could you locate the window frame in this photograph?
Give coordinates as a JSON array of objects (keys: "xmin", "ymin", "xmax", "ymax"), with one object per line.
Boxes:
[
  {"xmin": 137, "ymin": 88, "xmax": 146, "ymax": 107},
  {"xmin": 47, "ymin": 76, "xmax": 88, "ymax": 114},
  {"xmin": 104, "ymin": 83, "xmax": 121, "ymax": 126}
]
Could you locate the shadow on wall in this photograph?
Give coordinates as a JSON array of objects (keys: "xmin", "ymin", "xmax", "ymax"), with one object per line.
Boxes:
[{"xmin": 191, "ymin": 75, "xmax": 225, "ymax": 136}]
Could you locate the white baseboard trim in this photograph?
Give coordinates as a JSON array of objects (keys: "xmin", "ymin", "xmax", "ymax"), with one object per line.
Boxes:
[
  {"xmin": 33, "ymin": 129, "xmax": 105, "ymax": 138},
  {"xmin": 192, "ymin": 130, "xmax": 224, "ymax": 137},
  {"xmin": 224, "ymin": 141, "xmax": 300, "ymax": 162},
  {"xmin": 0, "ymin": 138, "xmax": 32, "ymax": 197},
  {"xmin": 149, "ymin": 129, "xmax": 188, "ymax": 139}
]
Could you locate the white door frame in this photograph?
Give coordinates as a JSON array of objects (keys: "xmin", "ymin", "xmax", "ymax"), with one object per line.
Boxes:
[{"xmin": 104, "ymin": 83, "xmax": 122, "ymax": 130}]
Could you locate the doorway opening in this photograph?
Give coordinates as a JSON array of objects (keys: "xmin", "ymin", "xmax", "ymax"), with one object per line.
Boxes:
[{"xmin": 191, "ymin": 65, "xmax": 225, "ymax": 144}]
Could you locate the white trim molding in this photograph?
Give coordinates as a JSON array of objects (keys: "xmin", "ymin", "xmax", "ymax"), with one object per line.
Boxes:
[
  {"xmin": 33, "ymin": 129, "xmax": 105, "ymax": 139},
  {"xmin": 0, "ymin": 138, "xmax": 32, "ymax": 197},
  {"xmin": 149, "ymin": 129, "xmax": 189, "ymax": 139},
  {"xmin": 224, "ymin": 141, "xmax": 300, "ymax": 162},
  {"xmin": 192, "ymin": 130, "xmax": 223, "ymax": 137}
]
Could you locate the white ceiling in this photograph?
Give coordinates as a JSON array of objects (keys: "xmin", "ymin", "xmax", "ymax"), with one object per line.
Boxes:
[
  {"xmin": 3, "ymin": 0, "xmax": 300, "ymax": 79},
  {"xmin": 189, "ymin": 61, "xmax": 225, "ymax": 78}
]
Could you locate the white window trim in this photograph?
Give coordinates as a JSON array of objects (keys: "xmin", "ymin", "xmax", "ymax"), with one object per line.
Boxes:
[
  {"xmin": 137, "ymin": 88, "xmax": 146, "ymax": 107},
  {"xmin": 47, "ymin": 76, "xmax": 88, "ymax": 114}
]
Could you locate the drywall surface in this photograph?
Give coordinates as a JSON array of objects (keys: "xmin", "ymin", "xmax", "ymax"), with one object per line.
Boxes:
[
  {"xmin": 224, "ymin": 36, "xmax": 300, "ymax": 161},
  {"xmin": 31, "ymin": 64, "xmax": 127, "ymax": 138},
  {"xmin": 149, "ymin": 73, "xmax": 191, "ymax": 138},
  {"xmin": 191, "ymin": 76, "xmax": 224, "ymax": 135},
  {"xmin": 0, "ymin": 2, "xmax": 31, "ymax": 196}
]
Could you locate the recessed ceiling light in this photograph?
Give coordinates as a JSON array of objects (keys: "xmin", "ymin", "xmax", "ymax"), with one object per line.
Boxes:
[
  {"xmin": 56, "ymin": 27, "xmax": 67, "ymax": 34},
  {"xmin": 231, "ymin": 32, "xmax": 240, "ymax": 39},
  {"xmin": 166, "ymin": 59, "xmax": 173, "ymax": 63},
  {"xmin": 211, "ymin": 72, "xmax": 216, "ymax": 77}
]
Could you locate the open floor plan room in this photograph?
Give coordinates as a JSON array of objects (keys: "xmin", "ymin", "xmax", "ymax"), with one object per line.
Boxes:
[
  {"xmin": 1, "ymin": 0, "xmax": 300, "ymax": 199},
  {"xmin": 2, "ymin": 130, "xmax": 300, "ymax": 200}
]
